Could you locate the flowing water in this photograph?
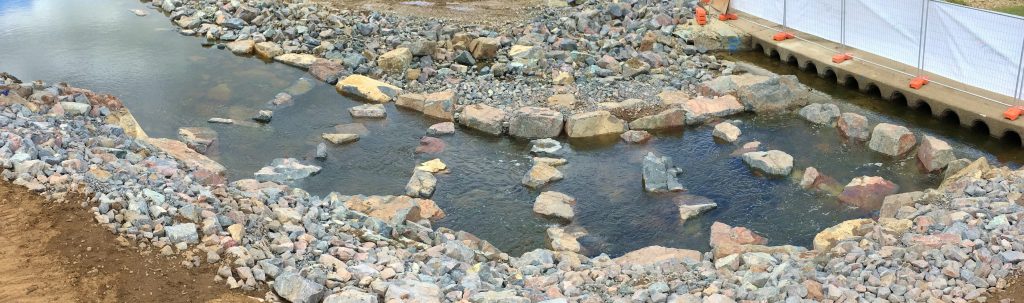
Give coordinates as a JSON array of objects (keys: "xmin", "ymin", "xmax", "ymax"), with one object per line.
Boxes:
[{"xmin": 2, "ymin": 0, "xmax": 1021, "ymax": 257}]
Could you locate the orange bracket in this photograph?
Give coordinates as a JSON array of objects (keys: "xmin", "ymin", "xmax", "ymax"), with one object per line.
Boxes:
[
  {"xmin": 695, "ymin": 7, "xmax": 708, "ymax": 26},
  {"xmin": 718, "ymin": 13, "xmax": 738, "ymax": 21},
  {"xmin": 909, "ymin": 76, "xmax": 929, "ymax": 90},
  {"xmin": 772, "ymin": 32, "xmax": 794, "ymax": 41},
  {"xmin": 1005, "ymin": 106, "xmax": 1024, "ymax": 121},
  {"xmin": 831, "ymin": 53, "xmax": 853, "ymax": 63}
]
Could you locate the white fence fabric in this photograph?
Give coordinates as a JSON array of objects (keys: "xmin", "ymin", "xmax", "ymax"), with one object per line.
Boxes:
[{"xmin": 730, "ymin": 0, "xmax": 1024, "ymax": 100}]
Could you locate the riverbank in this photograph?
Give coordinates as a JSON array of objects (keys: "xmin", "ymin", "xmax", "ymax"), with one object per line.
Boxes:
[{"xmin": 4, "ymin": 69, "xmax": 1024, "ymax": 301}]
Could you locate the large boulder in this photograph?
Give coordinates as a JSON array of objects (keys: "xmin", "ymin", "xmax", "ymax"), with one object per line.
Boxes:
[
  {"xmin": 868, "ymin": 123, "xmax": 916, "ymax": 156},
  {"xmin": 522, "ymin": 163, "xmax": 563, "ymax": 189},
  {"xmin": 274, "ymin": 53, "xmax": 318, "ymax": 69},
  {"xmin": 226, "ymin": 39, "xmax": 255, "ymax": 55},
  {"xmin": 546, "ymin": 226, "xmax": 582, "ymax": 253},
  {"xmin": 838, "ymin": 176, "xmax": 899, "ymax": 209},
  {"xmin": 676, "ymin": 194, "xmax": 717, "ymax": 224},
  {"xmin": 165, "ymin": 223, "xmax": 199, "ymax": 244},
  {"xmin": 405, "ymin": 169, "xmax": 437, "ymax": 198},
  {"xmin": 940, "ymin": 157, "xmax": 990, "ymax": 192},
  {"xmin": 254, "ymin": 42, "xmax": 284, "ymax": 59},
  {"xmin": 396, "ymin": 93, "xmax": 426, "ymax": 112},
  {"xmin": 533, "ymin": 191, "xmax": 575, "ymax": 221},
  {"xmin": 458, "ymin": 104, "xmax": 505, "ymax": 136},
  {"xmin": 377, "ymin": 48, "xmax": 413, "ymax": 74},
  {"xmin": 741, "ymin": 150, "xmax": 793, "ymax": 177},
  {"xmin": 308, "ymin": 59, "xmax": 344, "ymax": 82},
  {"xmin": 712, "ymin": 122, "xmax": 741, "ymax": 143},
  {"xmin": 336, "ymin": 75, "xmax": 402, "ymax": 103},
  {"xmin": 813, "ymin": 219, "xmax": 874, "ymax": 252},
  {"xmin": 508, "ymin": 107, "xmax": 564, "ymax": 139},
  {"xmin": 343, "ymin": 195, "xmax": 445, "ymax": 225},
  {"xmin": 613, "ymin": 246, "xmax": 702, "ymax": 266},
  {"xmin": 837, "ymin": 112, "xmax": 870, "ymax": 140},
  {"xmin": 422, "ymin": 90, "xmax": 456, "ymax": 121},
  {"xmin": 469, "ymin": 37, "xmax": 500, "ymax": 59},
  {"xmin": 143, "ymin": 138, "xmax": 226, "ymax": 185},
  {"xmin": 177, "ymin": 127, "xmax": 218, "ymax": 155},
  {"xmin": 509, "ymin": 45, "xmax": 544, "ymax": 70},
  {"xmin": 798, "ymin": 103, "xmax": 840, "ymax": 125},
  {"xmin": 879, "ymin": 191, "xmax": 926, "ymax": 218},
  {"xmin": 254, "ymin": 158, "xmax": 322, "ymax": 184},
  {"xmin": 273, "ymin": 272, "xmax": 328, "ymax": 303},
  {"xmin": 565, "ymin": 110, "xmax": 627, "ymax": 138},
  {"xmin": 642, "ymin": 152, "xmax": 683, "ymax": 192},
  {"xmin": 629, "ymin": 108, "xmax": 685, "ymax": 130},
  {"xmin": 385, "ymin": 279, "xmax": 443, "ymax": 303},
  {"xmin": 709, "ymin": 222, "xmax": 768, "ymax": 259},
  {"xmin": 679, "ymin": 95, "xmax": 745, "ymax": 125},
  {"xmin": 730, "ymin": 74, "xmax": 818, "ymax": 112},
  {"xmin": 917, "ymin": 135, "xmax": 955, "ymax": 172}
]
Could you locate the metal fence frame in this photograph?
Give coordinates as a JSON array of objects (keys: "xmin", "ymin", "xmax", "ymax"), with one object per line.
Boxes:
[{"xmin": 728, "ymin": 0, "xmax": 1024, "ymax": 107}]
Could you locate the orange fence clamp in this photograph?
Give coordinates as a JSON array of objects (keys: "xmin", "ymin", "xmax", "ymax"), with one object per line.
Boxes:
[
  {"xmin": 718, "ymin": 13, "xmax": 738, "ymax": 21},
  {"xmin": 696, "ymin": 7, "xmax": 708, "ymax": 26},
  {"xmin": 772, "ymin": 32, "xmax": 794, "ymax": 41},
  {"xmin": 1004, "ymin": 106, "xmax": 1024, "ymax": 121},
  {"xmin": 909, "ymin": 76, "xmax": 929, "ymax": 89},
  {"xmin": 831, "ymin": 53, "xmax": 853, "ymax": 63}
]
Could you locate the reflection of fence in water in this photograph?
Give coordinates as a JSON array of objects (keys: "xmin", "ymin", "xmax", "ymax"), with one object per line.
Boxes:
[{"xmin": 727, "ymin": 0, "xmax": 1024, "ymax": 104}]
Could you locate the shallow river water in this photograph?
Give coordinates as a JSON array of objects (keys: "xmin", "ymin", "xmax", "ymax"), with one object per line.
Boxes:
[{"xmin": 2, "ymin": 0, "xmax": 1021, "ymax": 257}]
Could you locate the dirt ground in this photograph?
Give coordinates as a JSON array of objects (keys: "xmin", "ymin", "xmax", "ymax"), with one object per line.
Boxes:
[
  {"xmin": 322, "ymin": 0, "xmax": 551, "ymax": 26},
  {"xmin": 0, "ymin": 181, "xmax": 259, "ymax": 303}
]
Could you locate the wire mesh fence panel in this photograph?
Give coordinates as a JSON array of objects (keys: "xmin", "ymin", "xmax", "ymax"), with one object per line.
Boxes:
[
  {"xmin": 845, "ymin": 0, "xmax": 926, "ymax": 68},
  {"xmin": 923, "ymin": 2, "xmax": 1024, "ymax": 98},
  {"xmin": 786, "ymin": 0, "xmax": 843, "ymax": 42},
  {"xmin": 731, "ymin": 0, "xmax": 785, "ymax": 25}
]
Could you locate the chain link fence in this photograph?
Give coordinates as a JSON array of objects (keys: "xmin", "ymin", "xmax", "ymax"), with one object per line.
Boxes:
[{"xmin": 730, "ymin": 0, "xmax": 1024, "ymax": 105}]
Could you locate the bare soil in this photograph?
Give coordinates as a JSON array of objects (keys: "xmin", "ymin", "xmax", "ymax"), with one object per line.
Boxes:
[
  {"xmin": 0, "ymin": 181, "xmax": 258, "ymax": 303},
  {"xmin": 322, "ymin": 0, "xmax": 549, "ymax": 26}
]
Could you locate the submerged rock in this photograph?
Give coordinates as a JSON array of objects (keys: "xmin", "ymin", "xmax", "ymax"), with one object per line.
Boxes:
[
  {"xmin": 254, "ymin": 158, "xmax": 321, "ymax": 184},
  {"xmin": 838, "ymin": 176, "xmax": 899, "ymax": 209},
  {"xmin": 642, "ymin": 152, "xmax": 683, "ymax": 192},
  {"xmin": 798, "ymin": 103, "xmax": 840, "ymax": 125},
  {"xmin": 533, "ymin": 191, "xmax": 575, "ymax": 221},
  {"xmin": 252, "ymin": 110, "xmax": 273, "ymax": 123},
  {"xmin": 349, "ymin": 104, "xmax": 387, "ymax": 118},
  {"xmin": 620, "ymin": 130, "xmax": 652, "ymax": 144},
  {"xmin": 322, "ymin": 133, "xmax": 359, "ymax": 145},
  {"xmin": 741, "ymin": 150, "xmax": 793, "ymax": 177},
  {"xmin": 414, "ymin": 136, "xmax": 446, "ymax": 154},
  {"xmin": 868, "ymin": 123, "xmax": 916, "ymax": 157},
  {"xmin": 712, "ymin": 122, "xmax": 741, "ymax": 143},
  {"xmin": 676, "ymin": 194, "xmax": 717, "ymax": 224},
  {"xmin": 529, "ymin": 138, "xmax": 564, "ymax": 157},
  {"xmin": 522, "ymin": 163, "xmax": 563, "ymax": 189},
  {"xmin": 177, "ymin": 127, "xmax": 218, "ymax": 155}
]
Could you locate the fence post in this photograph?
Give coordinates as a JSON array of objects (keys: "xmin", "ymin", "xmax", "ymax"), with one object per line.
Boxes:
[
  {"xmin": 841, "ymin": 0, "xmax": 847, "ymax": 53},
  {"xmin": 1016, "ymin": 33, "xmax": 1024, "ymax": 105},
  {"xmin": 783, "ymin": 0, "xmax": 788, "ymax": 29},
  {"xmin": 916, "ymin": 0, "xmax": 932, "ymax": 75}
]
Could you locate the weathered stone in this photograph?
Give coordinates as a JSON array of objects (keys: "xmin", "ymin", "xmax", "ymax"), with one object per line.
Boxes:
[
  {"xmin": 470, "ymin": 290, "xmax": 530, "ymax": 303},
  {"xmin": 349, "ymin": 104, "xmax": 387, "ymax": 118},
  {"xmin": 144, "ymin": 138, "xmax": 226, "ymax": 185},
  {"xmin": 629, "ymin": 108, "xmax": 685, "ymax": 130},
  {"xmin": 546, "ymin": 226, "xmax": 581, "ymax": 253},
  {"xmin": 384, "ymin": 279, "xmax": 442, "ymax": 303},
  {"xmin": 676, "ymin": 194, "xmax": 717, "ymax": 223},
  {"xmin": 837, "ymin": 112, "xmax": 870, "ymax": 140},
  {"xmin": 622, "ymin": 57, "xmax": 651, "ymax": 78},
  {"xmin": 741, "ymin": 150, "xmax": 793, "ymax": 177},
  {"xmin": 509, "ymin": 45, "xmax": 544, "ymax": 70},
  {"xmin": 177, "ymin": 127, "xmax": 218, "ymax": 154},
  {"xmin": 522, "ymin": 163, "xmax": 563, "ymax": 189},
  {"xmin": 254, "ymin": 42, "xmax": 284, "ymax": 59},
  {"xmin": 813, "ymin": 219, "xmax": 873, "ymax": 251},
  {"xmin": 426, "ymin": 122, "xmax": 455, "ymax": 136},
  {"xmin": 917, "ymin": 135, "xmax": 955, "ymax": 172},
  {"xmin": 377, "ymin": 48, "xmax": 413, "ymax": 74},
  {"xmin": 336, "ymin": 75, "xmax": 402, "ymax": 103},
  {"xmin": 868, "ymin": 123, "xmax": 916, "ymax": 157},
  {"xmin": 620, "ymin": 130, "xmax": 652, "ymax": 144},
  {"xmin": 798, "ymin": 103, "xmax": 840, "ymax": 125},
  {"xmin": 533, "ymin": 191, "xmax": 575, "ymax": 221},
  {"xmin": 679, "ymin": 95, "xmax": 745, "ymax": 125},
  {"xmin": 879, "ymin": 191, "xmax": 926, "ymax": 218},
  {"xmin": 226, "ymin": 39, "xmax": 255, "ymax": 55},
  {"xmin": 274, "ymin": 53, "xmax": 318, "ymax": 69},
  {"xmin": 396, "ymin": 93, "xmax": 426, "ymax": 112},
  {"xmin": 254, "ymin": 158, "xmax": 321, "ymax": 183},
  {"xmin": 614, "ymin": 246, "xmax": 702, "ymax": 266},
  {"xmin": 323, "ymin": 289, "xmax": 377, "ymax": 303},
  {"xmin": 273, "ymin": 272, "xmax": 328, "ymax": 303},
  {"xmin": 344, "ymin": 195, "xmax": 445, "ymax": 225},
  {"xmin": 642, "ymin": 152, "xmax": 683, "ymax": 192},
  {"xmin": 166, "ymin": 223, "xmax": 199, "ymax": 244},
  {"xmin": 712, "ymin": 122, "xmax": 741, "ymax": 143},
  {"xmin": 458, "ymin": 104, "xmax": 505, "ymax": 136},
  {"xmin": 405, "ymin": 169, "xmax": 437, "ymax": 198},
  {"xmin": 469, "ymin": 37, "xmax": 500, "ymax": 59},
  {"xmin": 308, "ymin": 59, "xmax": 344, "ymax": 82},
  {"xmin": 565, "ymin": 110, "xmax": 627, "ymax": 138},
  {"xmin": 508, "ymin": 107, "xmax": 564, "ymax": 139},
  {"xmin": 422, "ymin": 90, "xmax": 456, "ymax": 121},
  {"xmin": 709, "ymin": 222, "xmax": 768, "ymax": 259},
  {"xmin": 414, "ymin": 136, "xmax": 446, "ymax": 154},
  {"xmin": 322, "ymin": 133, "xmax": 360, "ymax": 145},
  {"xmin": 838, "ymin": 176, "xmax": 899, "ymax": 209},
  {"xmin": 546, "ymin": 94, "xmax": 576, "ymax": 110}
]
